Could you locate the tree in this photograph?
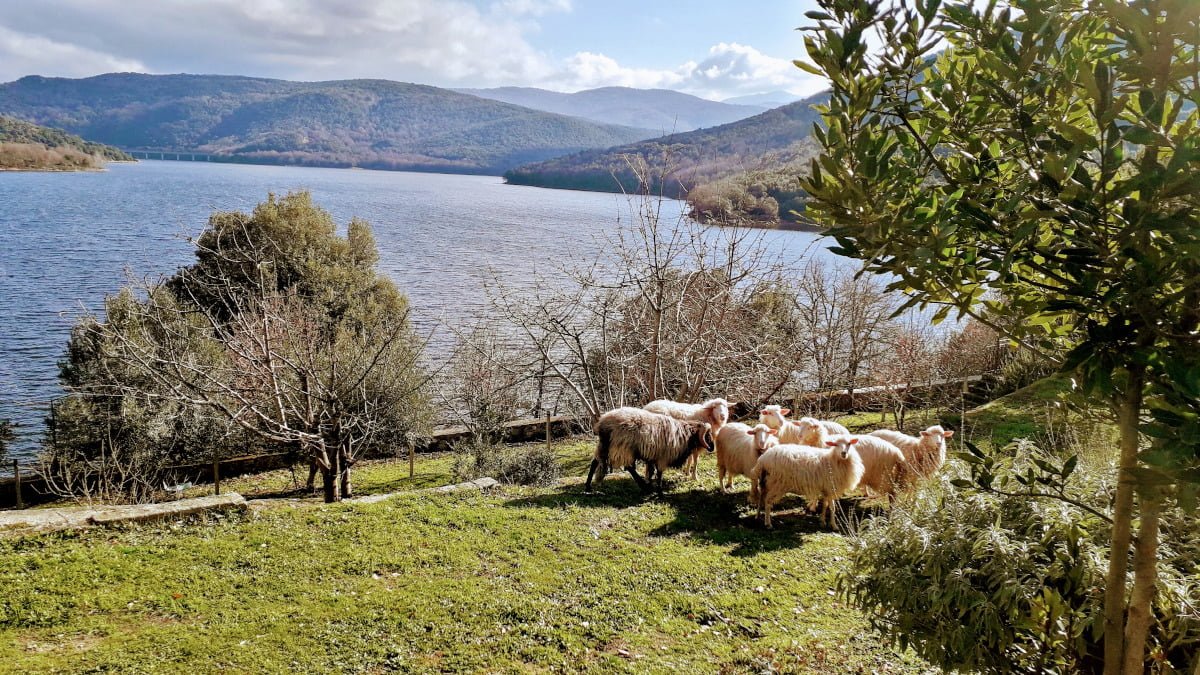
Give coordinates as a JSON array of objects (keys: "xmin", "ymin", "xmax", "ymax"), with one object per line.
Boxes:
[
  {"xmin": 493, "ymin": 181, "xmax": 797, "ymax": 423},
  {"xmin": 51, "ymin": 192, "xmax": 432, "ymax": 503},
  {"xmin": 799, "ymin": 0, "xmax": 1200, "ymax": 671}
]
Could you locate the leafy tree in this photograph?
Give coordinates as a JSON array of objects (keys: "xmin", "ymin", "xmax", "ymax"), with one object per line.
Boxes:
[
  {"xmin": 49, "ymin": 192, "xmax": 432, "ymax": 502},
  {"xmin": 799, "ymin": 0, "xmax": 1200, "ymax": 671}
]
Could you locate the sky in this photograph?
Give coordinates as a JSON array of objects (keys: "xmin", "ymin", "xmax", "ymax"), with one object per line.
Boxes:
[{"xmin": 0, "ymin": 0, "xmax": 829, "ymax": 101}]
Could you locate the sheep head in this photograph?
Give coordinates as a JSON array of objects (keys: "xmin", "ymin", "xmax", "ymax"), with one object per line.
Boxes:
[
  {"xmin": 701, "ymin": 398, "xmax": 731, "ymax": 431},
  {"xmin": 745, "ymin": 423, "xmax": 779, "ymax": 454},
  {"xmin": 689, "ymin": 421, "xmax": 715, "ymax": 453},
  {"xmin": 796, "ymin": 417, "xmax": 827, "ymax": 446},
  {"xmin": 758, "ymin": 404, "xmax": 791, "ymax": 430},
  {"xmin": 824, "ymin": 435, "xmax": 859, "ymax": 459},
  {"xmin": 920, "ymin": 425, "xmax": 954, "ymax": 448}
]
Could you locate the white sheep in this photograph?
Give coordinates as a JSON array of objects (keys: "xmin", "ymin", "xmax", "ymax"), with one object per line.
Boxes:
[
  {"xmin": 643, "ymin": 398, "xmax": 730, "ymax": 479},
  {"xmin": 758, "ymin": 405, "xmax": 849, "ymax": 445},
  {"xmin": 869, "ymin": 425, "xmax": 954, "ymax": 479},
  {"xmin": 715, "ymin": 422, "xmax": 779, "ymax": 493},
  {"xmin": 586, "ymin": 407, "xmax": 715, "ymax": 495},
  {"xmin": 749, "ymin": 436, "xmax": 864, "ymax": 529},
  {"xmin": 790, "ymin": 421, "xmax": 909, "ymax": 501},
  {"xmin": 845, "ymin": 434, "xmax": 910, "ymax": 501}
]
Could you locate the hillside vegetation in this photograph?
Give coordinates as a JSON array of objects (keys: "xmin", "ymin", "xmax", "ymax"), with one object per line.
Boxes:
[
  {"xmin": 0, "ymin": 74, "xmax": 658, "ymax": 174},
  {"xmin": 503, "ymin": 91, "xmax": 827, "ymax": 226},
  {"xmin": 0, "ymin": 115, "xmax": 133, "ymax": 170},
  {"xmin": 458, "ymin": 86, "xmax": 766, "ymax": 132}
]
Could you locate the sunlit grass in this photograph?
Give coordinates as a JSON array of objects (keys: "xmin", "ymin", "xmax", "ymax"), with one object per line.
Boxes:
[{"xmin": 0, "ymin": 442, "xmax": 933, "ymax": 673}]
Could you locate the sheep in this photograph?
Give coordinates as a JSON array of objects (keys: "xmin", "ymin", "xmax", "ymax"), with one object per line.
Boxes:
[
  {"xmin": 785, "ymin": 420, "xmax": 909, "ymax": 501},
  {"xmin": 846, "ymin": 435, "xmax": 910, "ymax": 501},
  {"xmin": 714, "ymin": 422, "xmax": 779, "ymax": 493},
  {"xmin": 586, "ymin": 407, "xmax": 715, "ymax": 495},
  {"xmin": 643, "ymin": 398, "xmax": 730, "ymax": 479},
  {"xmin": 869, "ymin": 425, "xmax": 954, "ymax": 479},
  {"xmin": 749, "ymin": 436, "xmax": 864, "ymax": 529},
  {"xmin": 758, "ymin": 405, "xmax": 849, "ymax": 445}
]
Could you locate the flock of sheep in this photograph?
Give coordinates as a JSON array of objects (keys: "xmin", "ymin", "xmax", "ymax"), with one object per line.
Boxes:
[{"xmin": 584, "ymin": 398, "xmax": 954, "ymax": 528}]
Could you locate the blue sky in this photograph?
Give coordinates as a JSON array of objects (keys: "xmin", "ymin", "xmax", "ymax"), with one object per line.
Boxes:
[{"xmin": 0, "ymin": 1, "xmax": 828, "ymax": 100}]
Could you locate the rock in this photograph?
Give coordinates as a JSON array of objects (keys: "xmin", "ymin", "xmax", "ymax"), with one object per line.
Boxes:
[{"xmin": 88, "ymin": 493, "xmax": 247, "ymax": 526}]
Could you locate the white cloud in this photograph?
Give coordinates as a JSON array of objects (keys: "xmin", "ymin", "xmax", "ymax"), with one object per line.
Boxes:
[
  {"xmin": 0, "ymin": 24, "xmax": 147, "ymax": 82},
  {"xmin": 0, "ymin": 0, "xmax": 557, "ymax": 85},
  {"xmin": 0, "ymin": 3, "xmax": 822, "ymax": 100},
  {"xmin": 547, "ymin": 42, "xmax": 824, "ymax": 100}
]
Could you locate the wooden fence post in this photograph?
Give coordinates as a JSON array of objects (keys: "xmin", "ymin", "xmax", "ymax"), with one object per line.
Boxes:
[
  {"xmin": 409, "ymin": 443, "xmax": 415, "ymax": 478},
  {"xmin": 13, "ymin": 460, "xmax": 23, "ymax": 509},
  {"xmin": 545, "ymin": 413, "xmax": 552, "ymax": 451}
]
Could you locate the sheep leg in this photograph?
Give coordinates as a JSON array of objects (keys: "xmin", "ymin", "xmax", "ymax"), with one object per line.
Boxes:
[
  {"xmin": 585, "ymin": 458, "xmax": 602, "ymax": 492},
  {"xmin": 763, "ymin": 496, "xmax": 774, "ymax": 529},
  {"xmin": 626, "ymin": 465, "xmax": 652, "ymax": 493}
]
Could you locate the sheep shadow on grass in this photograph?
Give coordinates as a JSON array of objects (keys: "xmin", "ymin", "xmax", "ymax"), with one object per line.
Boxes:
[
  {"xmin": 503, "ymin": 473, "xmax": 670, "ymax": 510},
  {"xmin": 503, "ymin": 472, "xmax": 890, "ymax": 556},
  {"xmin": 649, "ymin": 491, "xmax": 889, "ymax": 557}
]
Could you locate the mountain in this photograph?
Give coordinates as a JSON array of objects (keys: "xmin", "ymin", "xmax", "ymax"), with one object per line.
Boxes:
[
  {"xmin": 722, "ymin": 91, "xmax": 801, "ymax": 108},
  {"xmin": 0, "ymin": 73, "xmax": 659, "ymax": 174},
  {"xmin": 457, "ymin": 86, "xmax": 766, "ymax": 132},
  {"xmin": 504, "ymin": 90, "xmax": 829, "ymax": 226},
  {"xmin": 0, "ymin": 115, "xmax": 133, "ymax": 170}
]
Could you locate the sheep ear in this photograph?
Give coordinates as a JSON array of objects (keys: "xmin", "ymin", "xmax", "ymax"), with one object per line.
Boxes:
[
  {"xmin": 848, "ymin": 437, "xmax": 859, "ymax": 445},
  {"xmin": 943, "ymin": 430, "xmax": 955, "ymax": 438},
  {"xmin": 920, "ymin": 430, "xmax": 931, "ymax": 437},
  {"xmin": 768, "ymin": 428, "xmax": 778, "ymax": 436},
  {"xmin": 780, "ymin": 408, "xmax": 791, "ymax": 416},
  {"xmin": 746, "ymin": 429, "xmax": 756, "ymax": 436},
  {"xmin": 825, "ymin": 441, "xmax": 837, "ymax": 447}
]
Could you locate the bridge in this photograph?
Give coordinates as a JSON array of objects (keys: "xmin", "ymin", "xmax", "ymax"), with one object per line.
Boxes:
[{"xmin": 126, "ymin": 150, "xmax": 217, "ymax": 162}]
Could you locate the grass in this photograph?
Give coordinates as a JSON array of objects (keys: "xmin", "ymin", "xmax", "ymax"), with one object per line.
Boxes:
[
  {"xmin": 960, "ymin": 375, "xmax": 1118, "ymax": 454},
  {"xmin": 2, "ymin": 380, "xmax": 1098, "ymax": 673},
  {"xmin": 0, "ymin": 438, "xmax": 934, "ymax": 674}
]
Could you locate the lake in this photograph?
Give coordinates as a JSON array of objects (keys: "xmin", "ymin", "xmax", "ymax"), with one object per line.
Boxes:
[{"xmin": 0, "ymin": 160, "xmax": 838, "ymax": 465}]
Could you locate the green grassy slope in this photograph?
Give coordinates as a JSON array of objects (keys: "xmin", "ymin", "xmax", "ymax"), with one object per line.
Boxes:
[
  {"xmin": 0, "ymin": 439, "xmax": 930, "ymax": 674},
  {"xmin": 0, "ymin": 74, "xmax": 657, "ymax": 174}
]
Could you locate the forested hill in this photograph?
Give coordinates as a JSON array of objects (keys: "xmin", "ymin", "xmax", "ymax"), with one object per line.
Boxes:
[
  {"xmin": 0, "ymin": 73, "xmax": 659, "ymax": 174},
  {"xmin": 456, "ymin": 86, "xmax": 766, "ymax": 132},
  {"xmin": 0, "ymin": 115, "xmax": 133, "ymax": 170},
  {"xmin": 503, "ymin": 90, "xmax": 829, "ymax": 225}
]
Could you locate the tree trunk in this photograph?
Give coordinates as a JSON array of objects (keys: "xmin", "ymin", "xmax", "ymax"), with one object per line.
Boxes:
[
  {"xmin": 1103, "ymin": 372, "xmax": 1144, "ymax": 674},
  {"xmin": 339, "ymin": 450, "xmax": 353, "ymax": 499},
  {"xmin": 322, "ymin": 448, "xmax": 341, "ymax": 503},
  {"xmin": 1122, "ymin": 487, "xmax": 1162, "ymax": 674}
]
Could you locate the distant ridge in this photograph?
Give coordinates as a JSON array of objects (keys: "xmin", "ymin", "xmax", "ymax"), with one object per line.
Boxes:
[
  {"xmin": 504, "ymin": 90, "xmax": 827, "ymax": 195},
  {"xmin": 0, "ymin": 73, "xmax": 660, "ymax": 174},
  {"xmin": 0, "ymin": 115, "xmax": 133, "ymax": 170},
  {"xmin": 456, "ymin": 86, "xmax": 766, "ymax": 132},
  {"xmin": 723, "ymin": 91, "xmax": 801, "ymax": 108}
]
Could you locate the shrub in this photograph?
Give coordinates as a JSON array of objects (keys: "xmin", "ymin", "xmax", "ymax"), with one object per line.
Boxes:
[
  {"xmin": 453, "ymin": 440, "xmax": 560, "ymax": 487},
  {"xmin": 841, "ymin": 439, "xmax": 1200, "ymax": 673}
]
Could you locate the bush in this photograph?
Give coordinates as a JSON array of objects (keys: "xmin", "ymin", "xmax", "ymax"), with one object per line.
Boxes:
[
  {"xmin": 453, "ymin": 440, "xmax": 560, "ymax": 487},
  {"xmin": 841, "ymin": 439, "xmax": 1199, "ymax": 673}
]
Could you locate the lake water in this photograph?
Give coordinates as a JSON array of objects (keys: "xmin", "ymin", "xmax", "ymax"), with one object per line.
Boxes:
[{"xmin": 0, "ymin": 160, "xmax": 838, "ymax": 465}]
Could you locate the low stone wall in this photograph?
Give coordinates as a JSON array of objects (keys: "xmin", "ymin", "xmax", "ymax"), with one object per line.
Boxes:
[
  {"xmin": 0, "ymin": 493, "xmax": 247, "ymax": 536},
  {"xmin": 0, "ymin": 415, "xmax": 584, "ymax": 509}
]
